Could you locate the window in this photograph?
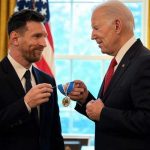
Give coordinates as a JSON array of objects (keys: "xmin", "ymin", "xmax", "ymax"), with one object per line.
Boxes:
[{"xmin": 49, "ymin": 0, "xmax": 145, "ymax": 146}]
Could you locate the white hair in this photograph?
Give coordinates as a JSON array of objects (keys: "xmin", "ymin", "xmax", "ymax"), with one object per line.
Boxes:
[{"xmin": 93, "ymin": 0, "xmax": 135, "ymax": 32}]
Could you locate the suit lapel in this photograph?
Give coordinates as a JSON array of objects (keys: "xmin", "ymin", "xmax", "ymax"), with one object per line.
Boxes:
[
  {"xmin": 32, "ymin": 67, "xmax": 46, "ymax": 128},
  {"xmin": 32, "ymin": 67, "xmax": 42, "ymax": 124},
  {"xmin": 32, "ymin": 66, "xmax": 41, "ymax": 84},
  {"xmin": 103, "ymin": 57, "xmax": 131, "ymax": 100},
  {"xmin": 101, "ymin": 39, "xmax": 143, "ymax": 101},
  {"xmin": 1, "ymin": 57, "xmax": 25, "ymax": 97},
  {"xmin": 32, "ymin": 67, "xmax": 53, "ymax": 137}
]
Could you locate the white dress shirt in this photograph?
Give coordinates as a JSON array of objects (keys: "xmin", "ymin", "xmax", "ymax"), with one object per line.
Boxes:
[{"xmin": 115, "ymin": 36, "xmax": 137, "ymax": 70}]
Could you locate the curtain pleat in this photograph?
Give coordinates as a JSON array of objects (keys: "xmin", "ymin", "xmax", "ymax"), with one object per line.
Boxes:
[
  {"xmin": 0, "ymin": 0, "xmax": 16, "ymax": 60},
  {"xmin": 147, "ymin": 0, "xmax": 150, "ymax": 49}
]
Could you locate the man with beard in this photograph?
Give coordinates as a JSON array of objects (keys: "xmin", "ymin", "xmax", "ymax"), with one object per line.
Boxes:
[{"xmin": 0, "ymin": 9, "xmax": 64, "ymax": 150}]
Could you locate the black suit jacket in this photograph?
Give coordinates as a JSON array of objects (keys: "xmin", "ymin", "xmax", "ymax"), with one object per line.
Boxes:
[
  {"xmin": 0, "ymin": 57, "xmax": 64, "ymax": 150},
  {"xmin": 75, "ymin": 39, "xmax": 150, "ymax": 150}
]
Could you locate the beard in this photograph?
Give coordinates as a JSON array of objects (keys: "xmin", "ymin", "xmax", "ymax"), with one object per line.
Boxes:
[{"xmin": 22, "ymin": 48, "xmax": 43, "ymax": 63}]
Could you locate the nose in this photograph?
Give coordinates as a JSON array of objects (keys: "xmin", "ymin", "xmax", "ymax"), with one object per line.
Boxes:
[
  {"xmin": 91, "ymin": 30, "xmax": 96, "ymax": 40},
  {"xmin": 40, "ymin": 37, "xmax": 47, "ymax": 47}
]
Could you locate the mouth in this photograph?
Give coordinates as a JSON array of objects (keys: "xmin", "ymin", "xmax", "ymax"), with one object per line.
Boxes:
[
  {"xmin": 96, "ymin": 40, "xmax": 102, "ymax": 44},
  {"xmin": 38, "ymin": 47, "xmax": 44, "ymax": 51},
  {"xmin": 36, "ymin": 46, "xmax": 44, "ymax": 51},
  {"xmin": 97, "ymin": 42, "xmax": 103, "ymax": 48},
  {"xmin": 34, "ymin": 49, "xmax": 43, "ymax": 56}
]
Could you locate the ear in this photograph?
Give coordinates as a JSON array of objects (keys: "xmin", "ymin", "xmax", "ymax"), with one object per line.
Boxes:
[
  {"xmin": 9, "ymin": 31, "xmax": 20, "ymax": 46},
  {"xmin": 114, "ymin": 19, "xmax": 122, "ymax": 34}
]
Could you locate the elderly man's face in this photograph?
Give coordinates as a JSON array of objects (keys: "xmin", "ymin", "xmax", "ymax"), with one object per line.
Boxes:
[{"xmin": 91, "ymin": 9, "xmax": 120, "ymax": 56}]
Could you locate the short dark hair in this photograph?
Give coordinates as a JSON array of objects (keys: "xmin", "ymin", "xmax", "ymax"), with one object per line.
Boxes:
[{"xmin": 8, "ymin": 9, "xmax": 45, "ymax": 36}]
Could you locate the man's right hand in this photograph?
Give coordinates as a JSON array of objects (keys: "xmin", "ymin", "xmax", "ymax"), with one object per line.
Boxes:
[
  {"xmin": 68, "ymin": 80, "xmax": 89, "ymax": 104},
  {"xmin": 24, "ymin": 83, "xmax": 53, "ymax": 108}
]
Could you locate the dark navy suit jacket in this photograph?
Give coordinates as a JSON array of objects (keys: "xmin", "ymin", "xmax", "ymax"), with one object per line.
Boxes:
[
  {"xmin": 76, "ymin": 39, "xmax": 150, "ymax": 150},
  {"xmin": 0, "ymin": 57, "xmax": 64, "ymax": 150}
]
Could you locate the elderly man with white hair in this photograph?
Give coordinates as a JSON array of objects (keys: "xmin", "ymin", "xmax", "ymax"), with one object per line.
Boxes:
[{"xmin": 67, "ymin": 0, "xmax": 150, "ymax": 150}]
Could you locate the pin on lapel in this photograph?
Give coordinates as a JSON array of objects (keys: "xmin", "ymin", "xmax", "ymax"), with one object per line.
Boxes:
[{"xmin": 122, "ymin": 64, "xmax": 125, "ymax": 68}]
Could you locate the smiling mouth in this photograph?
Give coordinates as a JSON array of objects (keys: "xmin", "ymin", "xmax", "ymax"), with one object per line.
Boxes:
[
  {"xmin": 98, "ymin": 43, "xmax": 103, "ymax": 47},
  {"xmin": 36, "ymin": 47, "xmax": 44, "ymax": 51},
  {"xmin": 34, "ymin": 50, "xmax": 43, "ymax": 55}
]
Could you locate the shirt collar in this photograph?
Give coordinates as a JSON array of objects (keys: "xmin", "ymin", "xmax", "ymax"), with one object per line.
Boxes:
[
  {"xmin": 115, "ymin": 36, "xmax": 137, "ymax": 65},
  {"xmin": 7, "ymin": 54, "xmax": 32, "ymax": 81}
]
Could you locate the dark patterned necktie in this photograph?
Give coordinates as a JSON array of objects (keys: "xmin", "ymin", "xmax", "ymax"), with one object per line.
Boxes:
[
  {"xmin": 24, "ymin": 70, "xmax": 32, "ymax": 93},
  {"xmin": 103, "ymin": 58, "xmax": 117, "ymax": 94},
  {"xmin": 24, "ymin": 70, "xmax": 38, "ymax": 121}
]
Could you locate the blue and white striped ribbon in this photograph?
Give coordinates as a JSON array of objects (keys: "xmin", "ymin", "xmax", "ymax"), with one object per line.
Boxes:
[{"xmin": 58, "ymin": 81, "xmax": 74, "ymax": 95}]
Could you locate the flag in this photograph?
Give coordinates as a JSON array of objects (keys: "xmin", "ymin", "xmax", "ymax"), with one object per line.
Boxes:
[{"xmin": 14, "ymin": 0, "xmax": 54, "ymax": 76}]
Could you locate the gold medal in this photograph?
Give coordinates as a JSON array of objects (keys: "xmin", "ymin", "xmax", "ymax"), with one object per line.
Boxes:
[
  {"xmin": 62, "ymin": 96, "xmax": 70, "ymax": 107},
  {"xmin": 58, "ymin": 82, "xmax": 74, "ymax": 107}
]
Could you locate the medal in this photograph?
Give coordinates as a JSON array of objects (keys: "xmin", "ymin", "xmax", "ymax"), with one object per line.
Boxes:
[
  {"xmin": 58, "ymin": 82, "xmax": 74, "ymax": 107},
  {"xmin": 62, "ymin": 96, "xmax": 71, "ymax": 107}
]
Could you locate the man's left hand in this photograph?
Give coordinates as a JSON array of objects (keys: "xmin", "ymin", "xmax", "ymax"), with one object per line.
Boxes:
[{"xmin": 86, "ymin": 99, "xmax": 104, "ymax": 121}]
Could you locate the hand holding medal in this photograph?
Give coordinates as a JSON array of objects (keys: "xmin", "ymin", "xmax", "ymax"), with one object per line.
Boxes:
[{"xmin": 58, "ymin": 82, "xmax": 74, "ymax": 107}]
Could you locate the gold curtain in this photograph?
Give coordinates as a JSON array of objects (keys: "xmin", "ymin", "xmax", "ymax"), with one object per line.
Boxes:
[
  {"xmin": 0, "ymin": 0, "xmax": 16, "ymax": 60},
  {"xmin": 147, "ymin": 0, "xmax": 150, "ymax": 49}
]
